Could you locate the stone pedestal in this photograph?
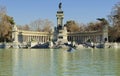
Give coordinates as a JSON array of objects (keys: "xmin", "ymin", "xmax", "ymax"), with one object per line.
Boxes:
[{"xmin": 57, "ymin": 27, "xmax": 68, "ymax": 44}]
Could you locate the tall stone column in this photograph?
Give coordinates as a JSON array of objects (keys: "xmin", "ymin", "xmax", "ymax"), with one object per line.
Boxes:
[
  {"xmin": 12, "ymin": 24, "xmax": 19, "ymax": 48},
  {"xmin": 12, "ymin": 24, "xmax": 18, "ymax": 43},
  {"xmin": 102, "ymin": 24, "xmax": 108, "ymax": 42},
  {"xmin": 56, "ymin": 2, "xmax": 64, "ymax": 30}
]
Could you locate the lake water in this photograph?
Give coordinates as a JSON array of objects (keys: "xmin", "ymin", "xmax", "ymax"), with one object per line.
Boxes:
[{"xmin": 0, "ymin": 48, "xmax": 120, "ymax": 76}]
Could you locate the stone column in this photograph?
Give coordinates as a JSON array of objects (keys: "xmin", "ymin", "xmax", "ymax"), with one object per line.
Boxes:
[
  {"xmin": 102, "ymin": 24, "xmax": 108, "ymax": 42},
  {"xmin": 12, "ymin": 25, "xmax": 18, "ymax": 43}
]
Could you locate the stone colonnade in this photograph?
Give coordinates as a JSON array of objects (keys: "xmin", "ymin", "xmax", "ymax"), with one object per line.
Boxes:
[
  {"xmin": 18, "ymin": 30, "xmax": 52, "ymax": 43},
  {"xmin": 67, "ymin": 32, "xmax": 103, "ymax": 43},
  {"xmin": 22, "ymin": 35, "xmax": 51, "ymax": 43},
  {"xmin": 17, "ymin": 30, "xmax": 104, "ymax": 44}
]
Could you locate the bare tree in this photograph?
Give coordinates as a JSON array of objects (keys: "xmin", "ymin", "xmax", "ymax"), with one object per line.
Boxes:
[
  {"xmin": 17, "ymin": 24, "xmax": 30, "ymax": 31},
  {"xmin": 78, "ymin": 23, "xmax": 86, "ymax": 32},
  {"xmin": 64, "ymin": 20, "xmax": 80, "ymax": 32},
  {"xmin": 84, "ymin": 21, "xmax": 104, "ymax": 32},
  {"xmin": 29, "ymin": 19, "xmax": 53, "ymax": 32},
  {"xmin": 109, "ymin": 2, "xmax": 120, "ymax": 41},
  {"xmin": 0, "ymin": 5, "xmax": 6, "ymax": 16},
  {"xmin": 0, "ymin": 6, "xmax": 14, "ymax": 42}
]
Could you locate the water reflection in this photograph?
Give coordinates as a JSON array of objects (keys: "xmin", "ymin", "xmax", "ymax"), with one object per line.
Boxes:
[
  {"xmin": 0, "ymin": 49, "xmax": 13, "ymax": 76},
  {"xmin": 12, "ymin": 49, "xmax": 52, "ymax": 76},
  {"xmin": 0, "ymin": 48, "xmax": 120, "ymax": 76}
]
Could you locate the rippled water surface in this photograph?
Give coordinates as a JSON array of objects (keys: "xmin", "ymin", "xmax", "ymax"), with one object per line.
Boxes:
[{"xmin": 0, "ymin": 48, "xmax": 120, "ymax": 76}]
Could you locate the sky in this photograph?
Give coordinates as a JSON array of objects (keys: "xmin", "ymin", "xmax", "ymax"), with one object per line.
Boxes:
[{"xmin": 0, "ymin": 0, "xmax": 119, "ymax": 26}]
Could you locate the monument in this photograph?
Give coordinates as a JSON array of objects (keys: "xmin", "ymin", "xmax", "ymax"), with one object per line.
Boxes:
[
  {"xmin": 10, "ymin": 2, "xmax": 109, "ymax": 49},
  {"xmin": 55, "ymin": 2, "xmax": 68, "ymax": 44}
]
